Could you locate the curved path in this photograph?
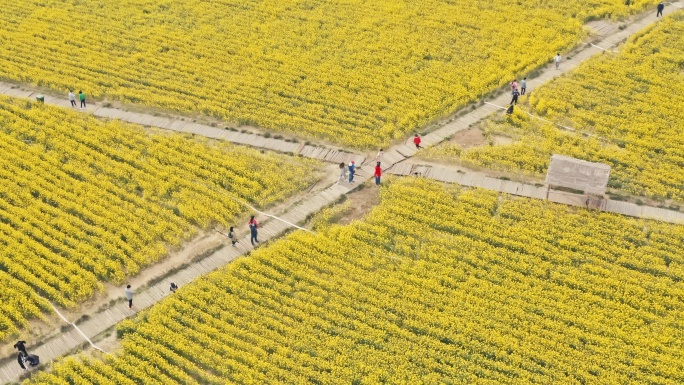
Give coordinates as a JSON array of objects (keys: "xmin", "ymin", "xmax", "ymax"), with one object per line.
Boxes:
[{"xmin": 0, "ymin": 5, "xmax": 681, "ymax": 383}]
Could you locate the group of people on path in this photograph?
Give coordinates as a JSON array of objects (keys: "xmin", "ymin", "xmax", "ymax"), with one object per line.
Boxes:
[
  {"xmin": 507, "ymin": 77, "xmax": 529, "ymax": 113},
  {"xmin": 337, "ymin": 135, "xmax": 423, "ymax": 186},
  {"xmin": 67, "ymin": 90, "xmax": 87, "ymax": 108}
]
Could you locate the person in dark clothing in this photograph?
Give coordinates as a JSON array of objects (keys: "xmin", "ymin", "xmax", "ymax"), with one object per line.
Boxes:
[
  {"xmin": 510, "ymin": 88, "xmax": 520, "ymax": 105},
  {"xmin": 14, "ymin": 341, "xmax": 27, "ymax": 355},
  {"xmin": 249, "ymin": 216, "xmax": 259, "ymax": 246},
  {"xmin": 348, "ymin": 161, "xmax": 356, "ymax": 183},
  {"xmin": 657, "ymin": 2, "xmax": 664, "ymax": 16},
  {"xmin": 506, "ymin": 104, "xmax": 515, "ymax": 114},
  {"xmin": 170, "ymin": 282, "xmax": 178, "ymax": 293},
  {"xmin": 17, "ymin": 352, "xmax": 27, "ymax": 370}
]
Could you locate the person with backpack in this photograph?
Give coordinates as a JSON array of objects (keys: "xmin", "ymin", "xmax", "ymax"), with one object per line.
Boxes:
[
  {"xmin": 413, "ymin": 134, "xmax": 422, "ymax": 149},
  {"xmin": 249, "ymin": 216, "xmax": 259, "ymax": 246},
  {"xmin": 348, "ymin": 161, "xmax": 356, "ymax": 183},
  {"xmin": 228, "ymin": 226, "xmax": 237, "ymax": 246},
  {"xmin": 78, "ymin": 90, "xmax": 86, "ymax": 108},
  {"xmin": 374, "ymin": 162, "xmax": 382, "ymax": 185}
]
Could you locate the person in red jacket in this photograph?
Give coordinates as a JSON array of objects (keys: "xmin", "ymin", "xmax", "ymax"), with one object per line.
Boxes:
[
  {"xmin": 413, "ymin": 134, "xmax": 422, "ymax": 149},
  {"xmin": 374, "ymin": 162, "xmax": 382, "ymax": 185}
]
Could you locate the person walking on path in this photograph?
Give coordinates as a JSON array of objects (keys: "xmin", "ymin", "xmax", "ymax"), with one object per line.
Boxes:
[
  {"xmin": 375, "ymin": 149, "xmax": 384, "ymax": 164},
  {"xmin": 78, "ymin": 91, "xmax": 86, "ymax": 108},
  {"xmin": 520, "ymin": 78, "xmax": 527, "ymax": 95},
  {"xmin": 169, "ymin": 282, "xmax": 178, "ymax": 293},
  {"xmin": 657, "ymin": 2, "xmax": 664, "ymax": 16},
  {"xmin": 510, "ymin": 88, "xmax": 520, "ymax": 105},
  {"xmin": 337, "ymin": 162, "xmax": 347, "ymax": 184},
  {"xmin": 555, "ymin": 53, "xmax": 561, "ymax": 70},
  {"xmin": 374, "ymin": 162, "xmax": 382, "ymax": 185},
  {"xmin": 348, "ymin": 161, "xmax": 356, "ymax": 183},
  {"xmin": 413, "ymin": 134, "xmax": 422, "ymax": 149},
  {"xmin": 124, "ymin": 285, "xmax": 134, "ymax": 309},
  {"xmin": 68, "ymin": 90, "xmax": 76, "ymax": 107},
  {"xmin": 228, "ymin": 226, "xmax": 237, "ymax": 247},
  {"xmin": 249, "ymin": 215, "xmax": 259, "ymax": 246},
  {"xmin": 510, "ymin": 79, "xmax": 518, "ymax": 91}
]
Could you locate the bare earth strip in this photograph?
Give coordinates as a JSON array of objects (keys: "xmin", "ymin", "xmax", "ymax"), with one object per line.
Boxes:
[{"xmin": 0, "ymin": 5, "xmax": 682, "ymax": 383}]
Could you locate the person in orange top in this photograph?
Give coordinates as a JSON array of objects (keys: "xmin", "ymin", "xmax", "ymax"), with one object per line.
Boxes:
[
  {"xmin": 413, "ymin": 134, "xmax": 422, "ymax": 149},
  {"xmin": 374, "ymin": 162, "xmax": 382, "ymax": 185}
]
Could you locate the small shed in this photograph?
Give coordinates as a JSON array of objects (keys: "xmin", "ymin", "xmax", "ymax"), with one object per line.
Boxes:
[{"xmin": 545, "ymin": 155, "xmax": 611, "ymax": 196}]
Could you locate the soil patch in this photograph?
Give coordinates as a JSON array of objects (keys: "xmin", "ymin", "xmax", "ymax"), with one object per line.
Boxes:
[
  {"xmin": 336, "ymin": 180, "xmax": 382, "ymax": 225},
  {"xmin": 450, "ymin": 127, "xmax": 486, "ymax": 148}
]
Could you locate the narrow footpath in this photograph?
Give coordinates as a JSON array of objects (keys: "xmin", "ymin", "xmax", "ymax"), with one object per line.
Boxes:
[
  {"xmin": 0, "ymin": 5, "xmax": 681, "ymax": 383},
  {"xmin": 388, "ymin": 162, "xmax": 684, "ymax": 224}
]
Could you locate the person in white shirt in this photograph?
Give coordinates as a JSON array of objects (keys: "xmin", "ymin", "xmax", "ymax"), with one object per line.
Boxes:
[
  {"xmin": 68, "ymin": 90, "xmax": 76, "ymax": 107},
  {"xmin": 124, "ymin": 285, "xmax": 134, "ymax": 309},
  {"xmin": 555, "ymin": 53, "xmax": 561, "ymax": 69},
  {"xmin": 375, "ymin": 149, "xmax": 384, "ymax": 164}
]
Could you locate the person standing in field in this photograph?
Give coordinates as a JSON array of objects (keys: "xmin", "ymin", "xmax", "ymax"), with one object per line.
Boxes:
[
  {"xmin": 657, "ymin": 2, "xmax": 664, "ymax": 16},
  {"xmin": 124, "ymin": 285, "xmax": 134, "ymax": 309},
  {"xmin": 68, "ymin": 90, "xmax": 76, "ymax": 107},
  {"xmin": 337, "ymin": 162, "xmax": 347, "ymax": 184},
  {"xmin": 249, "ymin": 215, "xmax": 259, "ymax": 246},
  {"xmin": 374, "ymin": 162, "xmax": 382, "ymax": 185},
  {"xmin": 413, "ymin": 134, "xmax": 422, "ymax": 149},
  {"xmin": 348, "ymin": 161, "xmax": 356, "ymax": 183},
  {"xmin": 520, "ymin": 78, "xmax": 527, "ymax": 95},
  {"xmin": 555, "ymin": 53, "xmax": 561, "ymax": 70},
  {"xmin": 78, "ymin": 90, "xmax": 86, "ymax": 108},
  {"xmin": 510, "ymin": 88, "xmax": 520, "ymax": 105}
]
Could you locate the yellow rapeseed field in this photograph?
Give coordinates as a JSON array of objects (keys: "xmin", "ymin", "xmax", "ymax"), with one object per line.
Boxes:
[
  {"xmin": 27, "ymin": 179, "xmax": 684, "ymax": 384},
  {"xmin": 0, "ymin": 0, "xmax": 656, "ymax": 148},
  {"xmin": 425, "ymin": 13, "xmax": 684, "ymax": 201},
  {"xmin": 0, "ymin": 95, "xmax": 317, "ymax": 340}
]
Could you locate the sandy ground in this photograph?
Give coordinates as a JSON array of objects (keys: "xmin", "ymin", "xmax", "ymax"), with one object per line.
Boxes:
[{"xmin": 450, "ymin": 127, "xmax": 486, "ymax": 148}]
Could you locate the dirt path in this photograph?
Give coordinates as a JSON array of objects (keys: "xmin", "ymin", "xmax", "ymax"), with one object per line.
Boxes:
[{"xmin": 0, "ymin": 5, "xmax": 682, "ymax": 383}]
